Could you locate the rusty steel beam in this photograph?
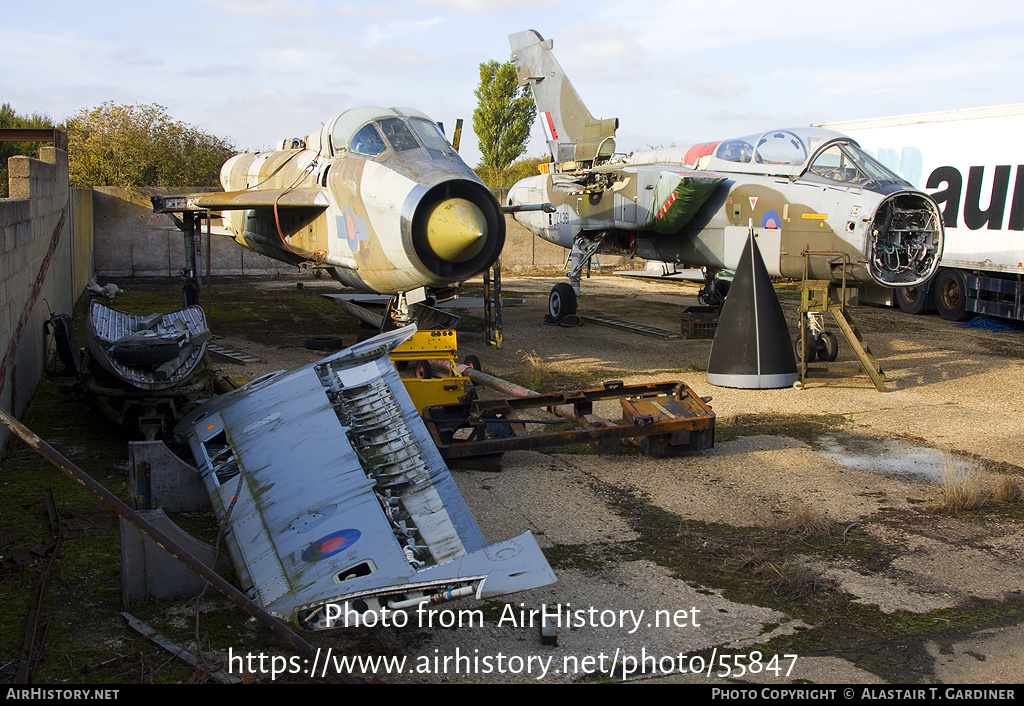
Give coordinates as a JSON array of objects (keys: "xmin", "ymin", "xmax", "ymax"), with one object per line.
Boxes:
[
  {"xmin": 422, "ymin": 378, "xmax": 715, "ymax": 469},
  {"xmin": 0, "ymin": 407, "xmax": 362, "ymax": 684},
  {"xmin": 0, "ymin": 128, "xmax": 68, "ymax": 151}
]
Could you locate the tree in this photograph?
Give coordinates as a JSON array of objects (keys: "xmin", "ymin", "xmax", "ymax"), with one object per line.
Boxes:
[
  {"xmin": 473, "ymin": 60, "xmax": 536, "ymax": 190},
  {"xmin": 66, "ymin": 102, "xmax": 235, "ymax": 189},
  {"xmin": 0, "ymin": 103, "xmax": 55, "ymax": 198},
  {"xmin": 474, "ymin": 155, "xmax": 548, "ymax": 191}
]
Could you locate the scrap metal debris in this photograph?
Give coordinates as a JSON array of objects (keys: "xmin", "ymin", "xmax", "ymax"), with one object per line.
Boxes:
[{"xmin": 174, "ymin": 325, "xmax": 556, "ymax": 631}]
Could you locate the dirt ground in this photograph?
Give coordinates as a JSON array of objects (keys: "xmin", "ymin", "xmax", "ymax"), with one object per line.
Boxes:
[{"xmin": 2, "ymin": 270, "xmax": 1022, "ymax": 685}]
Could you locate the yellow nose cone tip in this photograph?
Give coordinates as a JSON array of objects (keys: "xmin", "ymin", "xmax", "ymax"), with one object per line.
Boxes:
[{"xmin": 425, "ymin": 198, "xmax": 488, "ymax": 263}]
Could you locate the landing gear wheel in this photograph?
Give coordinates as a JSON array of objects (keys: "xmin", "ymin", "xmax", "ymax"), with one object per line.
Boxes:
[
  {"xmin": 182, "ymin": 280, "xmax": 199, "ymax": 307},
  {"xmin": 414, "ymin": 360, "xmax": 433, "ymax": 379},
  {"xmin": 816, "ymin": 331, "xmax": 839, "ymax": 362},
  {"xmin": 548, "ymin": 283, "xmax": 578, "ymax": 324},
  {"xmin": 305, "ymin": 335, "xmax": 344, "ymax": 351},
  {"xmin": 795, "ymin": 335, "xmax": 816, "ymax": 363},
  {"xmin": 896, "ymin": 285, "xmax": 931, "ymax": 315},
  {"xmin": 934, "ymin": 269, "xmax": 974, "ymax": 322},
  {"xmin": 463, "ymin": 354, "xmax": 481, "ymax": 372}
]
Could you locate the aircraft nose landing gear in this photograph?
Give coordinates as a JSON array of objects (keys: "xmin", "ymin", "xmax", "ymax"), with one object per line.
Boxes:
[{"xmin": 547, "ymin": 283, "xmax": 578, "ymax": 324}]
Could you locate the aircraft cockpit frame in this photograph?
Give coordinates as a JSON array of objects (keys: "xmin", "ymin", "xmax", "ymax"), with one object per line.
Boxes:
[{"xmin": 701, "ymin": 127, "xmax": 907, "ymax": 188}]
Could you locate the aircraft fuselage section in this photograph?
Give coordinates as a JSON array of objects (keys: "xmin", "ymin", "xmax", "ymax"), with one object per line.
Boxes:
[
  {"xmin": 509, "ymin": 160, "xmax": 941, "ymax": 286},
  {"xmin": 216, "ymin": 107, "xmax": 505, "ymax": 296}
]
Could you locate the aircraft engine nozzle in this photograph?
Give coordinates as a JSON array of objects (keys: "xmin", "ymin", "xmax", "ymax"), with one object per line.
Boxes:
[{"xmin": 425, "ymin": 198, "xmax": 488, "ymax": 263}]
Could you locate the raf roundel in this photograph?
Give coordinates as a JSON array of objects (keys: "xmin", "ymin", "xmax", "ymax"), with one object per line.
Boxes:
[{"xmin": 302, "ymin": 529, "xmax": 362, "ymax": 562}]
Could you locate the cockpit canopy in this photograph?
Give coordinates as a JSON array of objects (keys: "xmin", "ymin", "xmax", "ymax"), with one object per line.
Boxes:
[
  {"xmin": 705, "ymin": 127, "xmax": 906, "ymax": 186},
  {"xmin": 308, "ymin": 107, "xmax": 456, "ymax": 159}
]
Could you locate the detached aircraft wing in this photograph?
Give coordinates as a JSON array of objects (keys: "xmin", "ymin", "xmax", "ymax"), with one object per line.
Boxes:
[{"xmin": 175, "ymin": 326, "xmax": 556, "ymax": 630}]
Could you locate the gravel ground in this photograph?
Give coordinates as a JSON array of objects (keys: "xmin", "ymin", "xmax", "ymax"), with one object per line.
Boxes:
[{"xmin": 204, "ymin": 272, "xmax": 1024, "ymax": 685}]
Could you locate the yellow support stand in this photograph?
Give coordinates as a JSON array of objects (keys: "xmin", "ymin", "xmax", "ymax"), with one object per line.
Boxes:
[
  {"xmin": 389, "ymin": 330, "xmax": 472, "ymax": 413},
  {"xmin": 799, "ymin": 252, "xmax": 888, "ymax": 392}
]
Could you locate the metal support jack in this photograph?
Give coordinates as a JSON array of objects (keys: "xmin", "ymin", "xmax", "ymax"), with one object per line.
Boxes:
[
  {"xmin": 484, "ymin": 258, "xmax": 503, "ymax": 348},
  {"xmin": 798, "ymin": 251, "xmax": 887, "ymax": 392},
  {"xmin": 154, "ymin": 200, "xmax": 213, "ymax": 306}
]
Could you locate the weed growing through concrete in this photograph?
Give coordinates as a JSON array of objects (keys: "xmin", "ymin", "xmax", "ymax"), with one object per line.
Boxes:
[
  {"xmin": 518, "ymin": 349, "xmax": 551, "ymax": 391},
  {"xmin": 992, "ymin": 474, "xmax": 1023, "ymax": 505},
  {"xmin": 768, "ymin": 504, "xmax": 839, "ymax": 539},
  {"xmin": 939, "ymin": 451, "xmax": 986, "ymax": 511}
]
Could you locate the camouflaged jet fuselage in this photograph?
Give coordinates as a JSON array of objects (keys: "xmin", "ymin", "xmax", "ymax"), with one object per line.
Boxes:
[
  {"xmin": 158, "ymin": 107, "xmax": 504, "ymax": 305},
  {"xmin": 506, "ymin": 30, "xmax": 944, "ymax": 315}
]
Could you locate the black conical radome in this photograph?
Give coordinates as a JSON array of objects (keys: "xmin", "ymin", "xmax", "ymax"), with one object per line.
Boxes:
[{"xmin": 706, "ymin": 233, "xmax": 798, "ymax": 389}]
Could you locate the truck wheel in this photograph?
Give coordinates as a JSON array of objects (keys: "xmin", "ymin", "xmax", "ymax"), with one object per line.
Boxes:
[
  {"xmin": 896, "ymin": 285, "xmax": 931, "ymax": 315},
  {"xmin": 548, "ymin": 283, "xmax": 578, "ymax": 323},
  {"xmin": 934, "ymin": 269, "xmax": 974, "ymax": 322}
]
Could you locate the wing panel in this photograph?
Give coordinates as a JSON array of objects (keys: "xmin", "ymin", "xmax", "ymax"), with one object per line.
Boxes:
[{"xmin": 191, "ymin": 187, "xmax": 328, "ymax": 211}]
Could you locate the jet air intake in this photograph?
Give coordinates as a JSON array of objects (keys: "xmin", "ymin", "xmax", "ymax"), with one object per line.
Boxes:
[{"xmin": 408, "ymin": 181, "xmax": 504, "ymax": 283}]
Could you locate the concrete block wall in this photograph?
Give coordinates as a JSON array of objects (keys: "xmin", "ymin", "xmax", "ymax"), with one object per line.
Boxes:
[
  {"xmin": 93, "ymin": 187, "xmax": 293, "ymax": 279},
  {"xmin": 500, "ymin": 216, "xmax": 637, "ymax": 272},
  {"xmin": 1, "ymin": 146, "xmax": 77, "ymax": 450},
  {"xmin": 90, "ymin": 187, "xmax": 638, "ymax": 279}
]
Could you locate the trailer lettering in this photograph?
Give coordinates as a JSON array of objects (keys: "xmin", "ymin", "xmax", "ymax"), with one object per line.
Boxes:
[{"xmin": 926, "ymin": 164, "xmax": 1024, "ymax": 231}]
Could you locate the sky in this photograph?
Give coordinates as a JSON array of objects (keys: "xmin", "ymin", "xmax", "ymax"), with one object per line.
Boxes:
[{"xmin": 3, "ymin": 0, "xmax": 1024, "ymax": 170}]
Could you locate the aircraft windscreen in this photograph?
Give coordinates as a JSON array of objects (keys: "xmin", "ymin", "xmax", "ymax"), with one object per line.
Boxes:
[
  {"xmin": 808, "ymin": 142, "xmax": 902, "ymax": 186},
  {"xmin": 408, "ymin": 119, "xmax": 455, "ymax": 157},
  {"xmin": 378, "ymin": 118, "xmax": 421, "ymax": 152},
  {"xmin": 349, "ymin": 123, "xmax": 387, "ymax": 156}
]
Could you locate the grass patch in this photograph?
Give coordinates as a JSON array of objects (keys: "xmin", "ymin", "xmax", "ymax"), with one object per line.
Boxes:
[
  {"xmin": 939, "ymin": 451, "xmax": 986, "ymax": 511},
  {"xmin": 715, "ymin": 413, "xmax": 848, "ymax": 443},
  {"xmin": 993, "ymin": 474, "xmax": 1023, "ymax": 506}
]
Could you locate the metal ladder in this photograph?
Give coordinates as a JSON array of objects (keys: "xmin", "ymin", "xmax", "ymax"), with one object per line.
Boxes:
[{"xmin": 799, "ymin": 251, "xmax": 888, "ymax": 392}]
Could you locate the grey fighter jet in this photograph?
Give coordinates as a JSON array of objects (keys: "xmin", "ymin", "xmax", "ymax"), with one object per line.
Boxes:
[{"xmin": 505, "ymin": 30, "xmax": 944, "ymax": 322}]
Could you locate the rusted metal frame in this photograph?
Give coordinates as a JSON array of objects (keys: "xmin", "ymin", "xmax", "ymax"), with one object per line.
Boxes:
[
  {"xmin": 15, "ymin": 490, "xmax": 61, "ymax": 683},
  {"xmin": 422, "ymin": 381, "xmax": 713, "ymax": 460},
  {"xmin": 467, "ymin": 381, "xmax": 686, "ymax": 414},
  {"xmin": 425, "ymin": 412, "xmax": 709, "ymax": 459},
  {"xmin": 0, "ymin": 128, "xmax": 67, "ymax": 151},
  {"xmin": 122, "ymin": 612, "xmax": 240, "ymax": 684},
  {"xmin": 0, "ymin": 408, "xmax": 363, "ymax": 684}
]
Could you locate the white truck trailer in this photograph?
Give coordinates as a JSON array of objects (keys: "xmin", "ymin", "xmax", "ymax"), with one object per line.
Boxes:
[{"xmin": 821, "ymin": 105, "xmax": 1024, "ymax": 321}]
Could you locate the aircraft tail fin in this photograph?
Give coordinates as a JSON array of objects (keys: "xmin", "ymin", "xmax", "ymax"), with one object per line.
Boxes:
[{"xmin": 509, "ymin": 30, "xmax": 618, "ymax": 169}]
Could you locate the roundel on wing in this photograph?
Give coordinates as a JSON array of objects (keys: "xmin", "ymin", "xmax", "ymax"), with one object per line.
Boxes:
[
  {"xmin": 761, "ymin": 210, "xmax": 781, "ymax": 230},
  {"xmin": 302, "ymin": 529, "xmax": 362, "ymax": 562}
]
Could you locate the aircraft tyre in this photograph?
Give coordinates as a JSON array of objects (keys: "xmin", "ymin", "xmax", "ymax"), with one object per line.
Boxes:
[
  {"xmin": 305, "ymin": 335, "xmax": 344, "ymax": 351},
  {"xmin": 795, "ymin": 335, "xmax": 816, "ymax": 363},
  {"xmin": 182, "ymin": 280, "xmax": 199, "ymax": 307},
  {"xmin": 816, "ymin": 331, "xmax": 839, "ymax": 362},
  {"xmin": 896, "ymin": 285, "xmax": 931, "ymax": 315},
  {"xmin": 548, "ymin": 283, "xmax": 578, "ymax": 323},
  {"xmin": 934, "ymin": 269, "xmax": 974, "ymax": 322}
]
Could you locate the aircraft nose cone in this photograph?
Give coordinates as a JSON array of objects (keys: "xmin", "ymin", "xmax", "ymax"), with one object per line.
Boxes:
[{"xmin": 425, "ymin": 198, "xmax": 488, "ymax": 263}]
